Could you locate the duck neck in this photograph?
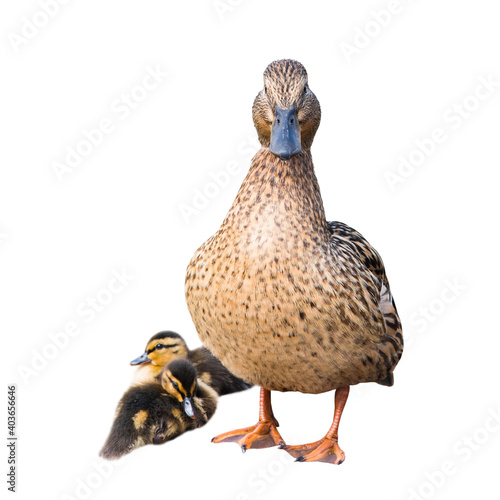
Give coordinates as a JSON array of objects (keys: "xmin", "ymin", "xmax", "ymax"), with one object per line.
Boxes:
[{"xmin": 223, "ymin": 147, "xmax": 329, "ymax": 237}]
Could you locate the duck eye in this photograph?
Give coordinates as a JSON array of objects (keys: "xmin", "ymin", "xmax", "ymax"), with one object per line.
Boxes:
[
  {"xmin": 172, "ymin": 381, "xmax": 179, "ymax": 389},
  {"xmin": 156, "ymin": 343, "xmax": 163, "ymax": 349},
  {"xmin": 303, "ymin": 85, "xmax": 307, "ymax": 94},
  {"xmin": 264, "ymin": 85, "xmax": 268, "ymax": 94}
]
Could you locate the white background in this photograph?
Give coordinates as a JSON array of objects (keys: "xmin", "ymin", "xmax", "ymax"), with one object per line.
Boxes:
[{"xmin": 1, "ymin": 1, "xmax": 499, "ymax": 499}]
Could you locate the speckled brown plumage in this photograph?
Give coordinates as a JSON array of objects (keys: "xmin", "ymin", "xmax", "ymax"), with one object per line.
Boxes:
[
  {"xmin": 185, "ymin": 146, "xmax": 402, "ymax": 392},
  {"xmin": 184, "ymin": 59, "xmax": 403, "ymax": 462}
]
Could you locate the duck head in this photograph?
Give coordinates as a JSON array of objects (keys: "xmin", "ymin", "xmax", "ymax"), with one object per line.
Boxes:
[
  {"xmin": 252, "ymin": 59, "xmax": 321, "ymax": 160},
  {"xmin": 161, "ymin": 359, "xmax": 198, "ymax": 419},
  {"xmin": 130, "ymin": 331, "xmax": 189, "ymax": 367}
]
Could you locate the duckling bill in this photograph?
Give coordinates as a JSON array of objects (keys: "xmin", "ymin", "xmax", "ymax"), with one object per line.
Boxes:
[
  {"xmin": 185, "ymin": 59, "xmax": 403, "ymax": 464},
  {"xmin": 161, "ymin": 359, "xmax": 199, "ymax": 419}
]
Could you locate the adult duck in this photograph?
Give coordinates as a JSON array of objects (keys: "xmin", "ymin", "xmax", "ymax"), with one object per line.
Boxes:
[{"xmin": 185, "ymin": 59, "xmax": 403, "ymax": 464}]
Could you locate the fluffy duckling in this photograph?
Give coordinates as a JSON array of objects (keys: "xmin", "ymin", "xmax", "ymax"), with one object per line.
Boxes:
[
  {"xmin": 130, "ymin": 331, "xmax": 252, "ymax": 396},
  {"xmin": 160, "ymin": 359, "xmax": 218, "ymax": 423},
  {"xmin": 99, "ymin": 359, "xmax": 218, "ymax": 459},
  {"xmin": 185, "ymin": 60, "xmax": 403, "ymax": 464}
]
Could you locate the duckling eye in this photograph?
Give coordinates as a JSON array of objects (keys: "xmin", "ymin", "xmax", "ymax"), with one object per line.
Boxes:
[
  {"xmin": 172, "ymin": 381, "xmax": 179, "ymax": 389},
  {"xmin": 264, "ymin": 85, "xmax": 268, "ymax": 94},
  {"xmin": 156, "ymin": 343, "xmax": 163, "ymax": 349},
  {"xmin": 303, "ymin": 85, "xmax": 307, "ymax": 94}
]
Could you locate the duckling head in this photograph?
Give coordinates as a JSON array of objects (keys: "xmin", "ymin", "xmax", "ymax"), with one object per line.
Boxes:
[
  {"xmin": 130, "ymin": 331, "xmax": 189, "ymax": 367},
  {"xmin": 252, "ymin": 59, "xmax": 321, "ymax": 160},
  {"xmin": 160, "ymin": 359, "xmax": 198, "ymax": 419}
]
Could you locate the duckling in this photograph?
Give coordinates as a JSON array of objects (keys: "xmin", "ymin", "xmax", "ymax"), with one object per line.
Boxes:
[
  {"xmin": 185, "ymin": 59, "xmax": 403, "ymax": 464},
  {"xmin": 160, "ymin": 359, "xmax": 218, "ymax": 424},
  {"xmin": 99, "ymin": 359, "xmax": 218, "ymax": 459},
  {"xmin": 130, "ymin": 331, "xmax": 252, "ymax": 396}
]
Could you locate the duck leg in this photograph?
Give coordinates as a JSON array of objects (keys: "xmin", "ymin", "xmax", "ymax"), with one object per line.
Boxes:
[
  {"xmin": 212, "ymin": 387, "xmax": 285, "ymax": 452},
  {"xmin": 283, "ymin": 386, "xmax": 349, "ymax": 464}
]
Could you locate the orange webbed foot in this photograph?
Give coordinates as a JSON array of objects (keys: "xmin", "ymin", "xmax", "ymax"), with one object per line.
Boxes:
[
  {"xmin": 212, "ymin": 418, "xmax": 285, "ymax": 452},
  {"xmin": 284, "ymin": 438, "xmax": 345, "ymax": 464},
  {"xmin": 282, "ymin": 386, "xmax": 350, "ymax": 464},
  {"xmin": 212, "ymin": 387, "xmax": 286, "ymax": 452}
]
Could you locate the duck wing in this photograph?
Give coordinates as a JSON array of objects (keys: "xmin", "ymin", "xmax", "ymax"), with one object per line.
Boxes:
[
  {"xmin": 192, "ymin": 381, "xmax": 219, "ymax": 426},
  {"xmin": 189, "ymin": 347, "xmax": 252, "ymax": 396},
  {"xmin": 328, "ymin": 221, "xmax": 403, "ymax": 386}
]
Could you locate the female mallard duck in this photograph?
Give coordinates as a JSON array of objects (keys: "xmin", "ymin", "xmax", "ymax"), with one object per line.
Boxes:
[
  {"xmin": 185, "ymin": 59, "xmax": 403, "ymax": 464},
  {"xmin": 130, "ymin": 331, "xmax": 252, "ymax": 396},
  {"xmin": 99, "ymin": 359, "xmax": 218, "ymax": 459}
]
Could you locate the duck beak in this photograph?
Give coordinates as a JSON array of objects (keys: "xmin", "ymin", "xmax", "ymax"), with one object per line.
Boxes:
[
  {"xmin": 183, "ymin": 397, "xmax": 195, "ymax": 419},
  {"xmin": 269, "ymin": 104, "xmax": 301, "ymax": 160},
  {"xmin": 130, "ymin": 352, "xmax": 149, "ymax": 365}
]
